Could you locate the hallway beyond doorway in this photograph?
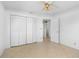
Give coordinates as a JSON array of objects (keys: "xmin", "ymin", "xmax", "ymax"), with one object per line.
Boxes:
[{"xmin": 43, "ymin": 20, "xmax": 51, "ymax": 42}]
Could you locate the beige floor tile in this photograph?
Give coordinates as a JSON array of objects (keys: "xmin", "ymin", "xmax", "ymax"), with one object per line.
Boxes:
[{"xmin": 1, "ymin": 38, "xmax": 79, "ymax": 58}]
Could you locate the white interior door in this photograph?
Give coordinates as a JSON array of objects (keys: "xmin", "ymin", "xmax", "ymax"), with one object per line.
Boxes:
[
  {"xmin": 32, "ymin": 18, "xmax": 37, "ymax": 42},
  {"xmin": 11, "ymin": 15, "xmax": 27, "ymax": 46},
  {"xmin": 50, "ymin": 18, "xmax": 59, "ymax": 43},
  {"xmin": 26, "ymin": 17, "xmax": 43, "ymax": 43},
  {"xmin": 26, "ymin": 17, "xmax": 33, "ymax": 43},
  {"xmin": 36, "ymin": 19, "xmax": 43, "ymax": 42}
]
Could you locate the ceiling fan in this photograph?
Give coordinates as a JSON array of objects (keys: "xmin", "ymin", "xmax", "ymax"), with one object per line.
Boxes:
[{"xmin": 43, "ymin": 1, "xmax": 53, "ymax": 11}]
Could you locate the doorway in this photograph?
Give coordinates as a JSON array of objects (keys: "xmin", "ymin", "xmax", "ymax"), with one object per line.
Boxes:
[{"xmin": 43, "ymin": 20, "xmax": 51, "ymax": 42}]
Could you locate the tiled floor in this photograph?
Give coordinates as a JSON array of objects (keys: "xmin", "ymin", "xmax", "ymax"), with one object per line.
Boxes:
[{"xmin": 1, "ymin": 38, "xmax": 79, "ymax": 58}]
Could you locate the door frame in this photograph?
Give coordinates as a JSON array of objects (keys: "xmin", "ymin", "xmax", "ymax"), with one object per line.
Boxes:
[
  {"xmin": 43, "ymin": 19, "xmax": 51, "ymax": 40},
  {"xmin": 58, "ymin": 18, "xmax": 60, "ymax": 44}
]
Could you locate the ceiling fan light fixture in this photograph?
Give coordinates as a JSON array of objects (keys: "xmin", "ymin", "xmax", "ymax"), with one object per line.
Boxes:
[{"xmin": 43, "ymin": 1, "xmax": 53, "ymax": 11}]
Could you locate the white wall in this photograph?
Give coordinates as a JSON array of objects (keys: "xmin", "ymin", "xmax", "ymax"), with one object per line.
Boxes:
[
  {"xmin": 50, "ymin": 8, "xmax": 79, "ymax": 50},
  {"xmin": 60, "ymin": 8, "xmax": 79, "ymax": 49},
  {"xmin": 3, "ymin": 11, "xmax": 10, "ymax": 48},
  {"xmin": 0, "ymin": 2, "xmax": 6, "ymax": 56}
]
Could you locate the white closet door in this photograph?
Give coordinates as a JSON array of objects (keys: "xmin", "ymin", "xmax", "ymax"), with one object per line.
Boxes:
[
  {"xmin": 32, "ymin": 18, "xmax": 37, "ymax": 42},
  {"xmin": 36, "ymin": 19, "xmax": 43, "ymax": 42},
  {"xmin": 11, "ymin": 15, "xmax": 27, "ymax": 46},
  {"xmin": 26, "ymin": 17, "xmax": 33, "ymax": 43},
  {"xmin": 26, "ymin": 17, "xmax": 43, "ymax": 43}
]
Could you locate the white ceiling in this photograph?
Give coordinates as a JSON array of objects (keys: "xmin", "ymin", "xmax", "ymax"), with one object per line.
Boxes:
[{"xmin": 2, "ymin": 1, "xmax": 79, "ymax": 16}]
